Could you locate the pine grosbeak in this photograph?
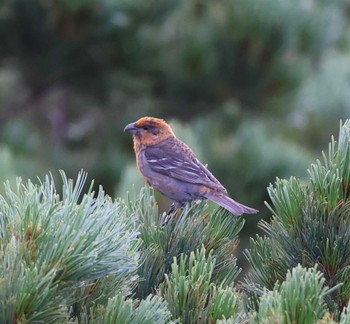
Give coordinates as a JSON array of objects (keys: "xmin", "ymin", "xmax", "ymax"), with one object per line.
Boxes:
[{"xmin": 124, "ymin": 117, "xmax": 258, "ymax": 216}]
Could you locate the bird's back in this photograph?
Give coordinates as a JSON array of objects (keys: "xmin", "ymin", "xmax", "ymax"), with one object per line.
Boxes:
[{"xmin": 142, "ymin": 137, "xmax": 227, "ymax": 193}]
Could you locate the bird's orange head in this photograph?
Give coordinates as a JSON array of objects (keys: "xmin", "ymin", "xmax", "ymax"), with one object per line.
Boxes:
[{"xmin": 124, "ymin": 117, "xmax": 175, "ymax": 146}]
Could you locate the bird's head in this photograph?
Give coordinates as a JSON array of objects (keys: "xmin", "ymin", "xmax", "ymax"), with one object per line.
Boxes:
[{"xmin": 124, "ymin": 117, "xmax": 175, "ymax": 146}]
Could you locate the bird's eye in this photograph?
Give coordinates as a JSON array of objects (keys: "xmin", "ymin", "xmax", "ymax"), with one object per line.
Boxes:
[{"xmin": 142, "ymin": 125, "xmax": 150, "ymax": 130}]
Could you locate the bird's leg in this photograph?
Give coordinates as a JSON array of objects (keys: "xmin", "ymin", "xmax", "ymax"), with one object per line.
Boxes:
[
  {"xmin": 161, "ymin": 203, "xmax": 176, "ymax": 225},
  {"xmin": 161, "ymin": 202, "xmax": 183, "ymax": 225}
]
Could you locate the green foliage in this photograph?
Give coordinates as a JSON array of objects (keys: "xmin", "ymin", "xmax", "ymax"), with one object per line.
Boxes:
[
  {"xmin": 0, "ymin": 171, "xmax": 140, "ymax": 322},
  {"xmin": 127, "ymin": 186, "xmax": 243, "ymax": 299},
  {"xmin": 2, "ymin": 121, "xmax": 350, "ymax": 322},
  {"xmin": 245, "ymin": 120, "xmax": 350, "ymax": 319},
  {"xmin": 2, "ymin": 0, "xmax": 350, "ymax": 316},
  {"xmin": 160, "ymin": 247, "xmax": 214, "ymax": 323},
  {"xmin": 89, "ymin": 293, "xmax": 172, "ymax": 324},
  {"xmin": 0, "ymin": 239, "xmax": 66, "ymax": 323},
  {"xmin": 2, "ymin": 0, "xmax": 348, "ymax": 226},
  {"xmin": 208, "ymin": 287, "xmax": 240, "ymax": 322},
  {"xmin": 0, "ymin": 169, "xmax": 250, "ymax": 323},
  {"xmin": 160, "ymin": 247, "xmax": 241, "ymax": 324},
  {"xmin": 252, "ymin": 265, "xmax": 335, "ymax": 324}
]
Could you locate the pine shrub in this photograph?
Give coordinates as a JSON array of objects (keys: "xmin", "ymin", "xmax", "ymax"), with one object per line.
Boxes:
[
  {"xmin": 0, "ymin": 171, "xmax": 140, "ymax": 322},
  {"xmin": 244, "ymin": 120, "xmax": 350, "ymax": 320},
  {"xmin": 2, "ymin": 120, "xmax": 350, "ymax": 323}
]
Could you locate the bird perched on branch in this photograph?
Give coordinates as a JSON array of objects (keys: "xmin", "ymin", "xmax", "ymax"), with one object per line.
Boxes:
[{"xmin": 124, "ymin": 117, "xmax": 258, "ymax": 220}]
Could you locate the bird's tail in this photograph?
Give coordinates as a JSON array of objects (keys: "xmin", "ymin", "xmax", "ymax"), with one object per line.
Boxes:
[{"xmin": 205, "ymin": 192, "xmax": 258, "ymax": 216}]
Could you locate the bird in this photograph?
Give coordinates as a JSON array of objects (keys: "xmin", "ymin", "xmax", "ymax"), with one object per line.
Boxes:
[{"xmin": 124, "ymin": 117, "xmax": 258, "ymax": 220}]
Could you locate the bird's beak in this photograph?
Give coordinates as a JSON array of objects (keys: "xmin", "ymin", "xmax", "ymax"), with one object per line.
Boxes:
[{"xmin": 124, "ymin": 122, "xmax": 137, "ymax": 134}]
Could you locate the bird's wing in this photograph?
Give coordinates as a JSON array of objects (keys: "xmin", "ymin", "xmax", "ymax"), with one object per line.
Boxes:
[{"xmin": 144, "ymin": 138, "xmax": 227, "ymax": 193}]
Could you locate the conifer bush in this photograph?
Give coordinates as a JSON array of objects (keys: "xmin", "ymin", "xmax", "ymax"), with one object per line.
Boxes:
[
  {"xmin": 245, "ymin": 120, "xmax": 350, "ymax": 320},
  {"xmin": 2, "ymin": 120, "xmax": 350, "ymax": 323},
  {"xmin": 127, "ymin": 186, "xmax": 243, "ymax": 299},
  {"xmin": 0, "ymin": 171, "xmax": 142, "ymax": 322},
  {"xmin": 252, "ymin": 265, "xmax": 338, "ymax": 323},
  {"xmin": 0, "ymin": 171, "xmax": 245, "ymax": 323},
  {"xmin": 86, "ymin": 293, "xmax": 172, "ymax": 324},
  {"xmin": 159, "ymin": 247, "xmax": 242, "ymax": 323}
]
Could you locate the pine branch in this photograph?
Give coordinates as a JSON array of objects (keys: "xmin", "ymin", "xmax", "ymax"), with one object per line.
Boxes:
[
  {"xmin": 159, "ymin": 246, "xmax": 242, "ymax": 324},
  {"xmin": 87, "ymin": 293, "xmax": 172, "ymax": 324},
  {"xmin": 252, "ymin": 265, "xmax": 337, "ymax": 323},
  {"xmin": 244, "ymin": 120, "xmax": 350, "ymax": 319},
  {"xmin": 127, "ymin": 186, "xmax": 244, "ymax": 299},
  {"xmin": 0, "ymin": 170, "xmax": 140, "ymax": 322}
]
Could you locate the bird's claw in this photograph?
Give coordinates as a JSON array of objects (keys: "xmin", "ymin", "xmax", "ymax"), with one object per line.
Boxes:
[{"xmin": 161, "ymin": 202, "xmax": 182, "ymax": 225}]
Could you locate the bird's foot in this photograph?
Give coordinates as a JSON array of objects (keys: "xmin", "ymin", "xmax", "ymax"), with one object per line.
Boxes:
[{"xmin": 161, "ymin": 202, "xmax": 183, "ymax": 225}]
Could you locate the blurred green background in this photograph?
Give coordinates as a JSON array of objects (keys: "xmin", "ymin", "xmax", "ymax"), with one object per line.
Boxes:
[{"xmin": 0, "ymin": 0, "xmax": 349, "ymax": 265}]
